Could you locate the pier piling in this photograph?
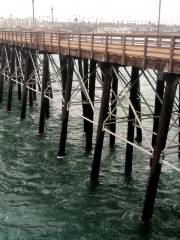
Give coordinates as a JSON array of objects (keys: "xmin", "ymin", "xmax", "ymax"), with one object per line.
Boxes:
[
  {"xmin": 142, "ymin": 73, "xmax": 178, "ymax": 222},
  {"xmin": 0, "ymin": 46, "xmax": 5, "ymax": 103},
  {"xmin": 7, "ymin": 47, "xmax": 15, "ymax": 111},
  {"xmin": 60, "ymin": 55, "xmax": 67, "ymax": 112},
  {"xmin": 57, "ymin": 58, "xmax": 74, "ymax": 157},
  {"xmin": 91, "ymin": 63, "xmax": 112, "ymax": 183},
  {"xmin": 125, "ymin": 66, "xmax": 140, "ymax": 175},
  {"xmin": 39, "ymin": 53, "xmax": 49, "ymax": 134},
  {"xmin": 152, "ymin": 71, "xmax": 164, "ymax": 148},
  {"xmin": 82, "ymin": 59, "xmax": 89, "ymax": 132},
  {"xmin": 16, "ymin": 56, "xmax": 22, "ymax": 101},
  {"xmin": 86, "ymin": 60, "xmax": 96, "ymax": 151},
  {"xmin": 135, "ymin": 72, "xmax": 142, "ymax": 143},
  {"xmin": 21, "ymin": 52, "xmax": 32, "ymax": 119},
  {"xmin": 109, "ymin": 66, "xmax": 118, "ymax": 148}
]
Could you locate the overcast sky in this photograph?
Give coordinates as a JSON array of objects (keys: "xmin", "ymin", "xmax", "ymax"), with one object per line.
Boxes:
[{"xmin": 0, "ymin": 0, "xmax": 179, "ymax": 24}]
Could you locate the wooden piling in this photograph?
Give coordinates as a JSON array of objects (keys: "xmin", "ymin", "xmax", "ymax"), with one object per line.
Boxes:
[
  {"xmin": 135, "ymin": 73, "xmax": 142, "ymax": 143},
  {"xmin": 78, "ymin": 58, "xmax": 86, "ymax": 131},
  {"xmin": 29, "ymin": 75, "xmax": 33, "ymax": 107},
  {"xmin": 39, "ymin": 53, "xmax": 49, "ymax": 134},
  {"xmin": 152, "ymin": 71, "xmax": 164, "ymax": 148},
  {"xmin": 7, "ymin": 47, "xmax": 15, "ymax": 111},
  {"xmin": 21, "ymin": 53, "xmax": 32, "ymax": 120},
  {"xmin": 82, "ymin": 59, "xmax": 89, "ymax": 132},
  {"xmin": 27, "ymin": 51, "xmax": 35, "ymax": 108},
  {"xmin": 57, "ymin": 58, "xmax": 74, "ymax": 157},
  {"xmin": 142, "ymin": 73, "xmax": 178, "ymax": 223},
  {"xmin": 60, "ymin": 55, "xmax": 67, "ymax": 111},
  {"xmin": 45, "ymin": 81, "xmax": 50, "ymax": 119},
  {"xmin": 32, "ymin": 52, "xmax": 37, "ymax": 100},
  {"xmin": 0, "ymin": 46, "xmax": 5, "ymax": 103},
  {"xmin": 85, "ymin": 60, "xmax": 96, "ymax": 151},
  {"xmin": 91, "ymin": 63, "xmax": 112, "ymax": 183},
  {"xmin": 16, "ymin": 55, "xmax": 22, "ymax": 101},
  {"xmin": 178, "ymin": 83, "xmax": 180, "ymax": 159},
  {"xmin": 109, "ymin": 66, "xmax": 118, "ymax": 148},
  {"xmin": 60, "ymin": 55, "xmax": 67, "ymax": 100},
  {"xmin": 125, "ymin": 66, "xmax": 140, "ymax": 175}
]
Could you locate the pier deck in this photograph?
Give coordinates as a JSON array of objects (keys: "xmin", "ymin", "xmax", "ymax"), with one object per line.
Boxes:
[{"xmin": 1, "ymin": 31, "xmax": 180, "ymax": 73}]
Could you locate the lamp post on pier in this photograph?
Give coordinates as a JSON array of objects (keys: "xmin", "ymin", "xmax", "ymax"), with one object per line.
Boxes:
[
  {"xmin": 157, "ymin": 0, "xmax": 161, "ymax": 35},
  {"xmin": 51, "ymin": 6, "xmax": 54, "ymax": 31},
  {"xmin": 32, "ymin": 0, "xmax": 35, "ymax": 29}
]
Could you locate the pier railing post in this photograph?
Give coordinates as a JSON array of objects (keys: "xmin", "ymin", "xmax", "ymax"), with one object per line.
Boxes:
[
  {"xmin": 57, "ymin": 58, "xmax": 74, "ymax": 157},
  {"xmin": 142, "ymin": 73, "xmax": 178, "ymax": 223},
  {"xmin": 91, "ymin": 63, "xmax": 112, "ymax": 183}
]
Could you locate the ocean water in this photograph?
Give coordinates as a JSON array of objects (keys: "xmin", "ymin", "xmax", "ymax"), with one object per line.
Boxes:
[{"xmin": 0, "ymin": 70, "xmax": 179, "ymax": 240}]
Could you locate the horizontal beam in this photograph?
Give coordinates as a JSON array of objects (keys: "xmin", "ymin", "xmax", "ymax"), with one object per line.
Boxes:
[{"xmin": 0, "ymin": 31, "xmax": 180, "ymax": 74}]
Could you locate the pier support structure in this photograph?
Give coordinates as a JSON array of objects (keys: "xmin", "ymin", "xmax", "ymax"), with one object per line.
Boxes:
[
  {"xmin": 7, "ymin": 47, "xmax": 15, "ymax": 111},
  {"xmin": 21, "ymin": 51, "xmax": 33, "ymax": 119},
  {"xmin": 109, "ymin": 66, "xmax": 118, "ymax": 148},
  {"xmin": 85, "ymin": 60, "xmax": 96, "ymax": 151},
  {"xmin": 39, "ymin": 53, "xmax": 50, "ymax": 134},
  {"xmin": 0, "ymin": 45, "xmax": 5, "ymax": 103},
  {"xmin": 142, "ymin": 73, "xmax": 178, "ymax": 222},
  {"xmin": 57, "ymin": 58, "xmax": 74, "ymax": 157},
  {"xmin": 125, "ymin": 66, "xmax": 141, "ymax": 175},
  {"xmin": 91, "ymin": 63, "xmax": 112, "ymax": 183},
  {"xmin": 151, "ymin": 71, "xmax": 165, "ymax": 148}
]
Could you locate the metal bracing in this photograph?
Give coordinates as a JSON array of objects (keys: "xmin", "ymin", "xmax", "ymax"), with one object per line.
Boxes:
[{"xmin": 1, "ymin": 44, "xmax": 179, "ymax": 170}]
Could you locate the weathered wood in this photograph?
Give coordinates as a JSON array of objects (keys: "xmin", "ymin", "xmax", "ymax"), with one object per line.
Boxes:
[
  {"xmin": 16, "ymin": 54, "xmax": 22, "ymax": 101},
  {"xmin": 142, "ymin": 73, "xmax": 178, "ymax": 222},
  {"xmin": 179, "ymin": 83, "xmax": 180, "ymax": 159},
  {"xmin": 7, "ymin": 47, "xmax": 15, "ymax": 111},
  {"xmin": 39, "ymin": 53, "xmax": 49, "ymax": 134},
  {"xmin": 109, "ymin": 66, "xmax": 118, "ymax": 148},
  {"xmin": 0, "ymin": 45, "xmax": 5, "ymax": 103},
  {"xmin": 86, "ymin": 60, "xmax": 96, "ymax": 151},
  {"xmin": 29, "ymin": 77, "xmax": 33, "ymax": 107},
  {"xmin": 82, "ymin": 59, "xmax": 89, "ymax": 132},
  {"xmin": 125, "ymin": 66, "xmax": 140, "ymax": 175},
  {"xmin": 78, "ymin": 58, "xmax": 86, "ymax": 131},
  {"xmin": 32, "ymin": 52, "xmax": 37, "ymax": 100},
  {"xmin": 60, "ymin": 55, "xmax": 68, "ymax": 114},
  {"xmin": 1, "ymin": 31, "xmax": 180, "ymax": 74},
  {"xmin": 135, "ymin": 74, "xmax": 142, "ymax": 143},
  {"xmin": 152, "ymin": 71, "xmax": 164, "ymax": 148},
  {"xmin": 91, "ymin": 63, "xmax": 112, "ymax": 183},
  {"xmin": 57, "ymin": 58, "xmax": 74, "ymax": 157},
  {"xmin": 21, "ymin": 52, "xmax": 33, "ymax": 119}
]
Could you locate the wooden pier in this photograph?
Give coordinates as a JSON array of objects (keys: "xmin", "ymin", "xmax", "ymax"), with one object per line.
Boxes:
[{"xmin": 0, "ymin": 30, "xmax": 179, "ymax": 223}]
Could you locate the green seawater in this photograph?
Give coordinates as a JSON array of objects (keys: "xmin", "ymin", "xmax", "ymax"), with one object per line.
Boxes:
[{"xmin": 0, "ymin": 82, "xmax": 179, "ymax": 240}]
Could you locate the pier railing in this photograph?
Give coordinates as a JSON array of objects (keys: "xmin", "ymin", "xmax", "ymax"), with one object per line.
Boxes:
[{"xmin": 0, "ymin": 31, "xmax": 180, "ymax": 72}]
